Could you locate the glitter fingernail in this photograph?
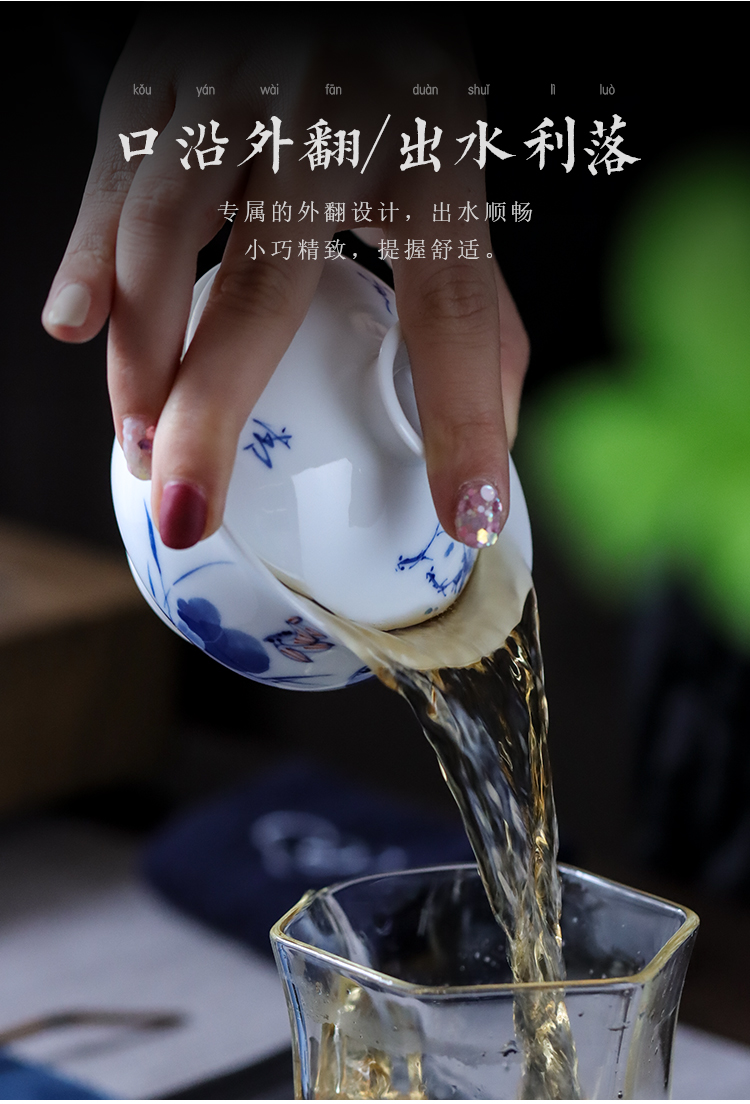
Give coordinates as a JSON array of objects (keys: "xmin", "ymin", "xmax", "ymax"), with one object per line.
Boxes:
[
  {"xmin": 455, "ymin": 480, "xmax": 503, "ymax": 548},
  {"xmin": 122, "ymin": 417, "xmax": 156, "ymax": 480}
]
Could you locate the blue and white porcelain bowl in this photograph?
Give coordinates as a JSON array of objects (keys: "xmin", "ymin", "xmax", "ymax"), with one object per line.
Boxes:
[{"xmin": 112, "ymin": 256, "xmax": 532, "ymax": 690}]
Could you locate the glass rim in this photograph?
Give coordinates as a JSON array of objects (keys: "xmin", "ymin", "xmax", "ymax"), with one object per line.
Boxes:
[{"xmin": 270, "ymin": 861, "xmax": 699, "ymax": 997}]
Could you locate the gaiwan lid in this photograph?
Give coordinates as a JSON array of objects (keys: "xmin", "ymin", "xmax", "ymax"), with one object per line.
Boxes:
[{"xmin": 288, "ymin": 521, "xmax": 533, "ymax": 674}]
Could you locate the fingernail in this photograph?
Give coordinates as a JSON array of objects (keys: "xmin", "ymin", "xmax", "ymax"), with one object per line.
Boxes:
[
  {"xmin": 455, "ymin": 480, "xmax": 503, "ymax": 548},
  {"xmin": 122, "ymin": 417, "xmax": 156, "ymax": 480},
  {"xmin": 46, "ymin": 283, "xmax": 91, "ymax": 328},
  {"xmin": 159, "ymin": 482, "xmax": 208, "ymax": 549}
]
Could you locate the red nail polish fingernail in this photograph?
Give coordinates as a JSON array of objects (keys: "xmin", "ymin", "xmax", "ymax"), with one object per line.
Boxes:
[{"xmin": 159, "ymin": 482, "xmax": 208, "ymax": 549}]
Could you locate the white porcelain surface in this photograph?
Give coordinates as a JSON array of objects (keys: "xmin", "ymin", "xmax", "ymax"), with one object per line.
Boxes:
[
  {"xmin": 189, "ymin": 257, "xmax": 478, "ymax": 629},
  {"xmin": 112, "ymin": 256, "xmax": 533, "ymax": 690}
]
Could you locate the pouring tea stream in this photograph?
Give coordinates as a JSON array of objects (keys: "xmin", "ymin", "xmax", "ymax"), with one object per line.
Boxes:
[
  {"xmin": 112, "ymin": 258, "xmax": 697, "ymax": 1098},
  {"xmin": 113, "ymin": 256, "xmax": 575, "ymax": 1096}
]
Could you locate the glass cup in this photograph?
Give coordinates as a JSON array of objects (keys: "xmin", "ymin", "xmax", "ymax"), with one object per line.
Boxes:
[{"xmin": 271, "ymin": 863, "xmax": 698, "ymax": 1100}]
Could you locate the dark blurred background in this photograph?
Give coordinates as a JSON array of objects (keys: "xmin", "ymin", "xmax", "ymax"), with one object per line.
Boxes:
[{"xmin": 2, "ymin": 1, "xmax": 750, "ymax": 1062}]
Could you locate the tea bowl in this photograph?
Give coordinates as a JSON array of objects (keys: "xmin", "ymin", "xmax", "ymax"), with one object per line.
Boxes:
[
  {"xmin": 112, "ymin": 256, "xmax": 532, "ymax": 689},
  {"xmin": 184, "ymin": 257, "xmax": 480, "ymax": 629}
]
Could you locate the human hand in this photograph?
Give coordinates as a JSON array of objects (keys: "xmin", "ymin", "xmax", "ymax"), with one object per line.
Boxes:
[{"xmin": 42, "ymin": 14, "xmax": 528, "ymax": 551}]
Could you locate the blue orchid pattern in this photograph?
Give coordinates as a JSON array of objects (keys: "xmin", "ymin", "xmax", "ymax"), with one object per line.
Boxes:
[
  {"xmin": 143, "ymin": 504, "xmax": 233, "ymax": 623},
  {"xmin": 142, "ymin": 504, "xmax": 269, "ymax": 676},
  {"xmin": 177, "ymin": 597, "xmax": 270, "ymax": 675},
  {"xmin": 347, "ymin": 665, "xmax": 373, "ymax": 686},
  {"xmin": 396, "ymin": 523, "xmax": 474, "ymax": 598},
  {"xmin": 356, "ymin": 270, "xmax": 393, "ymax": 314},
  {"xmin": 426, "ymin": 546, "xmax": 474, "ymax": 597},
  {"xmin": 140, "ymin": 503, "xmax": 359, "ymax": 684}
]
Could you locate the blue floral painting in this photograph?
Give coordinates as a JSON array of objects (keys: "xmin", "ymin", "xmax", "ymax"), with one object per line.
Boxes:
[
  {"xmin": 396, "ymin": 523, "xmax": 474, "ymax": 598},
  {"xmin": 357, "ymin": 270, "xmax": 393, "ymax": 314},
  {"xmin": 177, "ymin": 597, "xmax": 270, "ymax": 675},
  {"xmin": 139, "ymin": 502, "xmax": 367, "ymax": 686},
  {"xmin": 265, "ymin": 616, "xmax": 335, "ymax": 663}
]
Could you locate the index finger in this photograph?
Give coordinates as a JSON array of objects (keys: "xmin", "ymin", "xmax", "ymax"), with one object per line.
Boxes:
[
  {"xmin": 394, "ymin": 231, "xmax": 523, "ymax": 549},
  {"xmin": 42, "ymin": 47, "xmax": 175, "ymax": 342}
]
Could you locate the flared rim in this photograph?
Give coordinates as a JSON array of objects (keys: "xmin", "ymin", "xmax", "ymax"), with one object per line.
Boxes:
[{"xmin": 270, "ymin": 862, "xmax": 699, "ymax": 997}]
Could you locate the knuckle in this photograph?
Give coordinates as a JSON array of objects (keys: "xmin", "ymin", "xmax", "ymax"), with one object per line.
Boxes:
[
  {"xmin": 415, "ymin": 264, "xmax": 496, "ymax": 334},
  {"xmin": 211, "ymin": 259, "xmax": 297, "ymax": 322},
  {"xmin": 67, "ymin": 231, "xmax": 115, "ymax": 272},
  {"xmin": 87, "ymin": 159, "xmax": 135, "ymax": 201},
  {"xmin": 429, "ymin": 396, "xmax": 502, "ymax": 449},
  {"xmin": 121, "ymin": 175, "xmax": 191, "ymax": 241}
]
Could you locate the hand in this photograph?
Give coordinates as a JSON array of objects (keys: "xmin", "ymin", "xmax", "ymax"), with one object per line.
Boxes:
[{"xmin": 42, "ymin": 14, "xmax": 528, "ymax": 551}]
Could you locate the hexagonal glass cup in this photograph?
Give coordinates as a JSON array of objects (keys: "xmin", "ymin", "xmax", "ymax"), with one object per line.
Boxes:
[{"xmin": 271, "ymin": 863, "xmax": 698, "ymax": 1100}]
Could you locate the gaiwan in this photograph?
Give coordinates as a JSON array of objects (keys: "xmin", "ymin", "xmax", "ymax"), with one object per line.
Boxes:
[{"xmin": 112, "ymin": 257, "xmax": 532, "ymax": 690}]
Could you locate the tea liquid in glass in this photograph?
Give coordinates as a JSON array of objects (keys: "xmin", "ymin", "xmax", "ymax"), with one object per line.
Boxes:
[{"xmin": 377, "ymin": 589, "xmax": 580, "ymax": 1099}]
